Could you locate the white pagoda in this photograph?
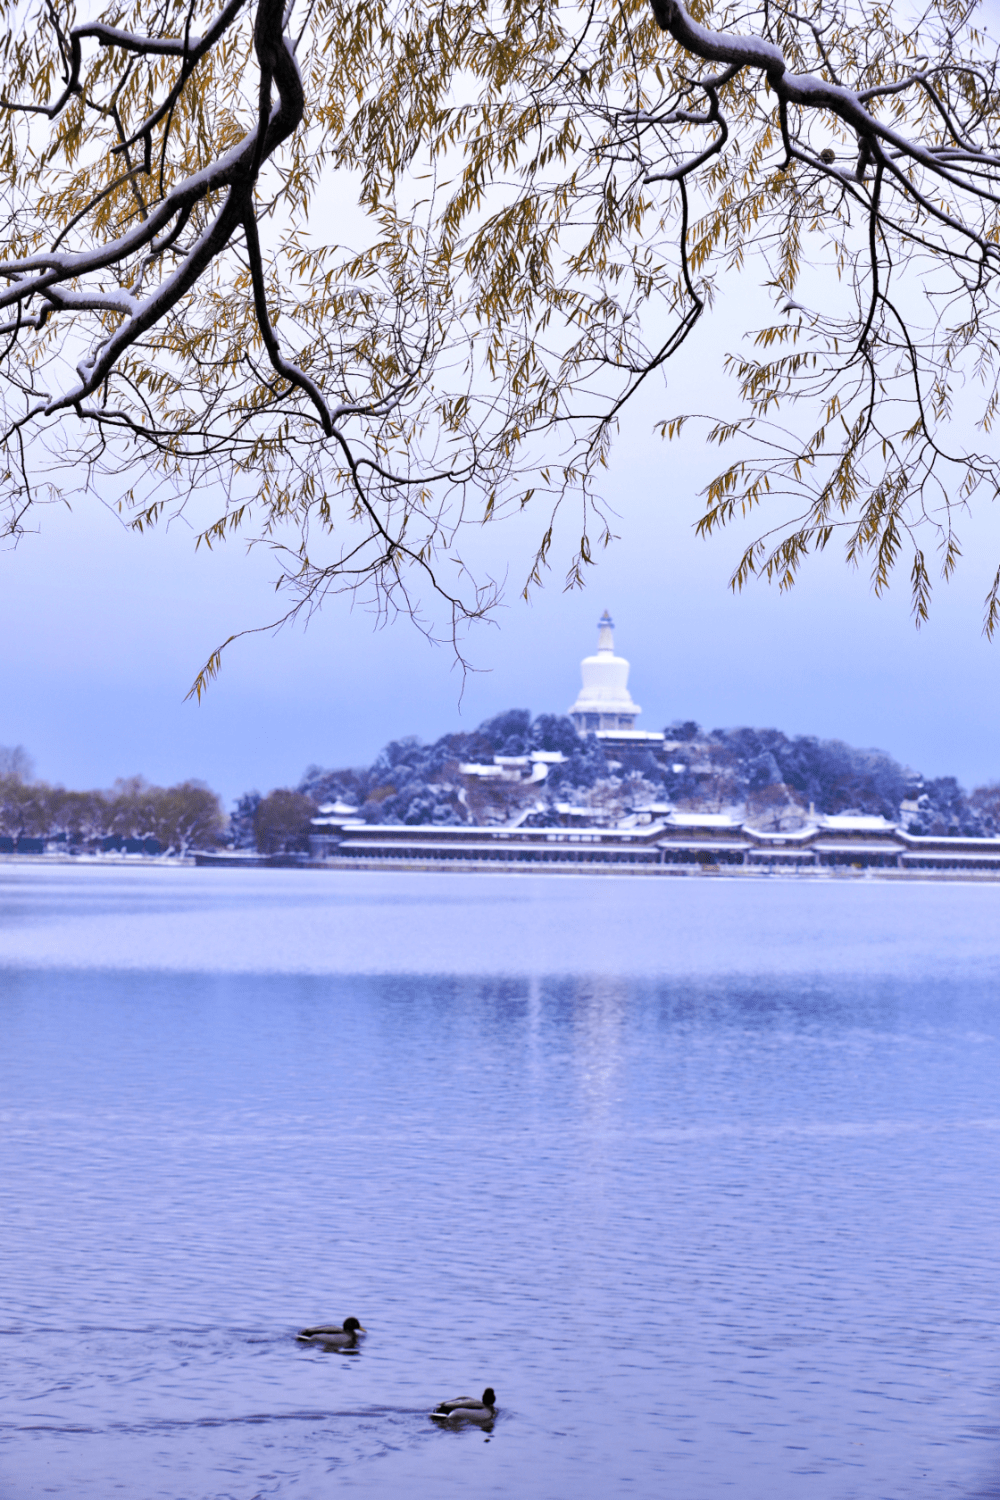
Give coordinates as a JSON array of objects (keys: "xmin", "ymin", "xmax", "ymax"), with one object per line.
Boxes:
[{"xmin": 569, "ymin": 611, "xmax": 639, "ymax": 732}]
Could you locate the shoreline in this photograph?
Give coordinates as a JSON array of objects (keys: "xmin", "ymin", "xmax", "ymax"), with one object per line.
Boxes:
[
  {"xmin": 5, "ymin": 849, "xmax": 1000, "ymax": 884},
  {"xmin": 280, "ymin": 857, "xmax": 1000, "ymax": 882},
  {"xmin": 0, "ymin": 852, "xmax": 196, "ymax": 868}
]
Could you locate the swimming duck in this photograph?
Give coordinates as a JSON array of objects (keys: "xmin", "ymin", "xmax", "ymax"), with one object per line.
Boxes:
[
  {"xmin": 430, "ymin": 1388, "xmax": 497, "ymax": 1422},
  {"xmin": 296, "ymin": 1316, "xmax": 367, "ymax": 1346}
]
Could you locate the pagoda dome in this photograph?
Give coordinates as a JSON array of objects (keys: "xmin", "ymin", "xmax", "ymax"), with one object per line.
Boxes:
[{"xmin": 568, "ymin": 612, "xmax": 641, "ymax": 734}]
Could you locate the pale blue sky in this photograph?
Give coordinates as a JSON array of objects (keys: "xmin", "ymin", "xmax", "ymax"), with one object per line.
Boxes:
[{"xmin": 4, "ymin": 373, "xmax": 1000, "ymax": 808}]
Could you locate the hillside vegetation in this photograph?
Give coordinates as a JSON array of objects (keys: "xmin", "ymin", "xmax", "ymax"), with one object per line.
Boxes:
[{"xmin": 234, "ymin": 713, "xmax": 1000, "ymax": 851}]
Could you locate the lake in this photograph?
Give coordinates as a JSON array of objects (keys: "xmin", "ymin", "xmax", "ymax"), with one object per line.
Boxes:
[{"xmin": 1, "ymin": 863, "xmax": 999, "ymax": 1498}]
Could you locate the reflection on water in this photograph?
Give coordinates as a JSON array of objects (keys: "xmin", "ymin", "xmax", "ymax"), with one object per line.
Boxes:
[{"xmin": 0, "ymin": 866, "xmax": 999, "ymax": 1499}]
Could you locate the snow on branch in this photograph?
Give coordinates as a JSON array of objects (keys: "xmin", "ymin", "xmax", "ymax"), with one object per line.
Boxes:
[{"xmin": 1, "ymin": 0, "xmax": 1000, "ymax": 671}]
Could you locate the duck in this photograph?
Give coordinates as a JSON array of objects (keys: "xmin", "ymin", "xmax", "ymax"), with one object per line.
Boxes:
[
  {"xmin": 430, "ymin": 1388, "xmax": 497, "ymax": 1422},
  {"xmin": 296, "ymin": 1316, "xmax": 367, "ymax": 1347}
]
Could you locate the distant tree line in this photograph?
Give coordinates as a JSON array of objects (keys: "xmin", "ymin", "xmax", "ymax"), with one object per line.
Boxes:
[
  {"xmin": 5, "ymin": 709, "xmax": 999, "ymax": 859},
  {"xmin": 0, "ymin": 747, "xmax": 226, "ymax": 855}
]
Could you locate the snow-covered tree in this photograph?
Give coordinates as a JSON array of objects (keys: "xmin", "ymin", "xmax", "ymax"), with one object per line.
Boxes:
[
  {"xmin": 229, "ymin": 789, "xmax": 262, "ymax": 848},
  {"xmin": 253, "ymin": 788, "xmax": 315, "ymax": 851}
]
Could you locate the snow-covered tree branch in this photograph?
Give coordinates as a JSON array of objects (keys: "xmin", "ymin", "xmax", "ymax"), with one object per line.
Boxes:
[{"xmin": 2, "ymin": 0, "xmax": 1000, "ymax": 685}]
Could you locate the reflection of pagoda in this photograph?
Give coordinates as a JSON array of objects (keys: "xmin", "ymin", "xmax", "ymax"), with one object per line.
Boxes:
[{"xmin": 568, "ymin": 612, "xmax": 664, "ymax": 747}]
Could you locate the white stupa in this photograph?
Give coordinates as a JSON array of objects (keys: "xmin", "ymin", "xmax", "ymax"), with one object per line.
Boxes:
[{"xmin": 568, "ymin": 611, "xmax": 641, "ymax": 734}]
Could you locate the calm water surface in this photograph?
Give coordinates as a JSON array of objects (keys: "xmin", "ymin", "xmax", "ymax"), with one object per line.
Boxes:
[{"xmin": 1, "ymin": 865, "xmax": 999, "ymax": 1499}]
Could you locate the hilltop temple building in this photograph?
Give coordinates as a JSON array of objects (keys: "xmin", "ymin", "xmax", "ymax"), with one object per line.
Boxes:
[{"xmin": 568, "ymin": 611, "xmax": 664, "ymax": 749}]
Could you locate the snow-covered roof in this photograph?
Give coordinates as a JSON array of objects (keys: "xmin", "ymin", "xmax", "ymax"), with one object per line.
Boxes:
[
  {"xmin": 667, "ymin": 812, "xmax": 740, "ymax": 828},
  {"xmin": 595, "ymin": 729, "xmax": 665, "ymax": 742},
  {"xmin": 820, "ymin": 814, "xmax": 894, "ymax": 831},
  {"xmin": 459, "ymin": 762, "xmax": 509, "ymax": 778}
]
